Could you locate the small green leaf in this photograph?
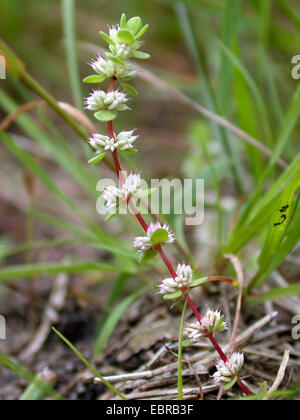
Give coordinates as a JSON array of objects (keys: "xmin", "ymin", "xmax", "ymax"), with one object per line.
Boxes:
[
  {"xmin": 131, "ymin": 51, "xmax": 151, "ymax": 60},
  {"xmin": 190, "ymin": 277, "xmax": 209, "ymax": 288},
  {"xmin": 88, "ymin": 152, "xmax": 107, "ymax": 165},
  {"xmin": 126, "ymin": 17, "xmax": 142, "ymax": 35},
  {"xmin": 163, "ymin": 290, "xmax": 182, "ymax": 300},
  {"xmin": 83, "ymin": 75, "xmax": 106, "ymax": 84},
  {"xmin": 100, "ymin": 31, "xmax": 114, "ymax": 45},
  {"xmin": 94, "ymin": 110, "xmax": 117, "ymax": 122},
  {"xmin": 120, "ymin": 148, "xmax": 139, "ymax": 155},
  {"xmin": 105, "ymin": 52, "xmax": 125, "ymax": 66},
  {"xmin": 214, "ymin": 315, "xmax": 226, "ymax": 331},
  {"xmin": 120, "ymin": 81, "xmax": 138, "ymax": 96},
  {"xmin": 136, "ymin": 25, "xmax": 149, "ymax": 40},
  {"xmin": 138, "ymin": 248, "xmax": 157, "ymax": 264},
  {"xmin": 149, "ymin": 228, "xmax": 169, "ymax": 245},
  {"xmin": 224, "ymin": 376, "xmax": 238, "ymax": 391},
  {"xmin": 182, "ymin": 339, "xmax": 194, "ymax": 347},
  {"xmin": 117, "ymin": 29, "xmax": 135, "ymax": 45},
  {"xmin": 120, "ymin": 13, "xmax": 127, "ymax": 28}
]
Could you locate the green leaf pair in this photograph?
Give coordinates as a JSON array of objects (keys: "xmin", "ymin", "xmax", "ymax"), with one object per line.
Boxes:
[{"xmin": 120, "ymin": 14, "xmax": 149, "ymax": 41}]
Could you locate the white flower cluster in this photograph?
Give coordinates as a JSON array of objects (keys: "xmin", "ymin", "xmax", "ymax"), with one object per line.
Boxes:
[
  {"xmin": 108, "ymin": 26, "xmax": 142, "ymax": 60},
  {"xmin": 133, "ymin": 222, "xmax": 175, "ymax": 251},
  {"xmin": 85, "ymin": 89, "xmax": 129, "ymax": 113},
  {"xmin": 102, "ymin": 173, "xmax": 142, "ymax": 212},
  {"xmin": 184, "ymin": 310, "xmax": 227, "ymax": 342},
  {"xmin": 213, "ymin": 353, "xmax": 245, "ymax": 385},
  {"xmin": 89, "ymin": 130, "xmax": 138, "ymax": 154},
  {"xmin": 159, "ymin": 264, "xmax": 193, "ymax": 294},
  {"xmin": 89, "ymin": 55, "xmax": 137, "ymax": 81}
]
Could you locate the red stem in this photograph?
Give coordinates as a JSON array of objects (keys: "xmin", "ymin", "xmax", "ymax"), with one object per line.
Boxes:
[
  {"xmin": 237, "ymin": 378, "xmax": 252, "ymax": 397},
  {"xmin": 156, "ymin": 245, "xmax": 177, "ymax": 279},
  {"xmin": 104, "ymin": 77, "xmax": 251, "ymax": 397},
  {"xmin": 207, "ymin": 333, "xmax": 228, "ymax": 363}
]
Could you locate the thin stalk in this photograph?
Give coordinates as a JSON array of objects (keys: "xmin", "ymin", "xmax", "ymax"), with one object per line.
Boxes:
[
  {"xmin": 177, "ymin": 300, "xmax": 188, "ymax": 400},
  {"xmin": 62, "ymin": 0, "xmax": 83, "ymax": 111}
]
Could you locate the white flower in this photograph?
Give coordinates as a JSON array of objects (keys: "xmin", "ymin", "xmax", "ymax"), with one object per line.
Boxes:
[
  {"xmin": 213, "ymin": 353, "xmax": 244, "ymax": 385},
  {"xmin": 116, "ymin": 130, "xmax": 139, "ymax": 151},
  {"xmin": 89, "ymin": 134, "xmax": 117, "ymax": 153},
  {"xmin": 108, "ymin": 25, "xmax": 121, "ymax": 44},
  {"xmin": 108, "ymin": 25, "xmax": 143, "ymax": 60},
  {"xmin": 116, "ymin": 63, "xmax": 137, "ymax": 80},
  {"xmin": 85, "ymin": 90, "xmax": 107, "ymax": 111},
  {"xmin": 159, "ymin": 277, "xmax": 179, "ymax": 295},
  {"xmin": 85, "ymin": 89, "xmax": 129, "ymax": 112},
  {"xmin": 112, "ymin": 43, "xmax": 133, "ymax": 60},
  {"xmin": 175, "ymin": 264, "xmax": 193, "ymax": 287},
  {"xmin": 90, "ymin": 56, "xmax": 115, "ymax": 78},
  {"xmin": 102, "ymin": 186, "xmax": 121, "ymax": 212},
  {"xmin": 133, "ymin": 222, "xmax": 175, "ymax": 251},
  {"xmin": 89, "ymin": 130, "xmax": 138, "ymax": 154},
  {"xmin": 103, "ymin": 90, "xmax": 129, "ymax": 111},
  {"xmin": 159, "ymin": 263, "xmax": 193, "ymax": 294},
  {"xmin": 90, "ymin": 55, "xmax": 137, "ymax": 81},
  {"xmin": 202, "ymin": 309, "xmax": 227, "ymax": 332},
  {"xmin": 133, "ymin": 236, "xmax": 151, "ymax": 251},
  {"xmin": 184, "ymin": 310, "xmax": 227, "ymax": 342},
  {"xmin": 102, "ymin": 173, "xmax": 143, "ymax": 214},
  {"xmin": 122, "ymin": 173, "xmax": 141, "ymax": 197}
]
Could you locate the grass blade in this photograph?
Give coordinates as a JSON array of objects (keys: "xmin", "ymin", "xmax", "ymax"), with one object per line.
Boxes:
[
  {"xmin": 94, "ymin": 287, "xmax": 148, "ymax": 356},
  {"xmin": 53, "ymin": 328, "xmax": 128, "ymax": 400},
  {"xmin": 62, "ymin": 0, "xmax": 83, "ymax": 110},
  {"xmin": 248, "ymin": 284, "xmax": 300, "ymax": 305},
  {"xmin": 20, "ymin": 371, "xmax": 57, "ymax": 401},
  {"xmin": 0, "ymin": 261, "xmax": 129, "ymax": 283},
  {"xmin": 175, "ymin": 1, "xmax": 244, "ymax": 194},
  {"xmin": 0, "ymin": 352, "xmax": 62, "ymax": 400},
  {"xmin": 218, "ymin": 0, "xmax": 242, "ymax": 112}
]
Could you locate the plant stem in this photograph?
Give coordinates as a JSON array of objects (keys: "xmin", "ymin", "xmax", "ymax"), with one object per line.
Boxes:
[{"xmin": 106, "ymin": 76, "xmax": 251, "ymax": 397}]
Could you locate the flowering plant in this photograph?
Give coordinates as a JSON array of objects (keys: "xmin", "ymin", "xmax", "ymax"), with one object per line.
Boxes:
[{"xmin": 83, "ymin": 14, "xmax": 251, "ymax": 398}]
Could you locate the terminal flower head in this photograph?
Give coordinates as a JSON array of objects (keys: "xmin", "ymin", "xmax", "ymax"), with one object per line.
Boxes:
[{"xmin": 100, "ymin": 15, "xmax": 150, "ymax": 61}]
